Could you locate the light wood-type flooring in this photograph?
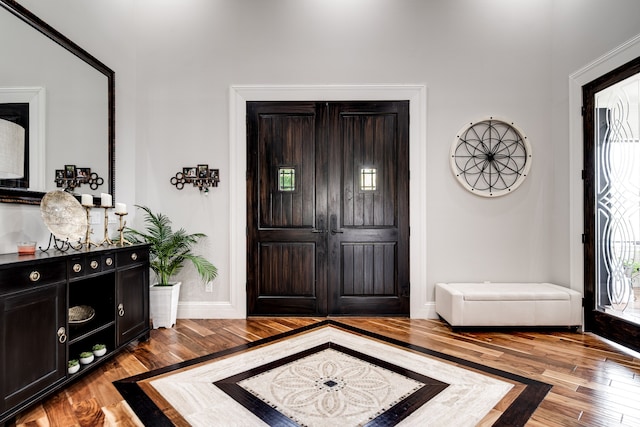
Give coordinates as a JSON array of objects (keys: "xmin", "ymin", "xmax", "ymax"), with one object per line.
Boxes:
[{"xmin": 9, "ymin": 318, "xmax": 640, "ymax": 426}]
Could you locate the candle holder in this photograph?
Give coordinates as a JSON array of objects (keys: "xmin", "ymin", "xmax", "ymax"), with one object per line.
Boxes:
[
  {"xmin": 98, "ymin": 207, "xmax": 114, "ymax": 246},
  {"xmin": 83, "ymin": 205, "xmax": 99, "ymax": 249},
  {"xmin": 115, "ymin": 213, "xmax": 133, "ymax": 246}
]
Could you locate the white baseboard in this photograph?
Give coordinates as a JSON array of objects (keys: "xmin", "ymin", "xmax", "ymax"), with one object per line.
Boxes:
[
  {"xmin": 177, "ymin": 301, "xmax": 245, "ymax": 319},
  {"xmin": 412, "ymin": 302, "xmax": 438, "ymax": 319},
  {"xmin": 177, "ymin": 301, "xmax": 438, "ymax": 320}
]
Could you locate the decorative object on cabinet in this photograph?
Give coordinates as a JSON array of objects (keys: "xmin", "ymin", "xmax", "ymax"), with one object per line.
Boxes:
[
  {"xmin": 114, "ymin": 203, "xmax": 132, "ymax": 246},
  {"xmin": 79, "ymin": 194, "xmax": 127, "ymax": 248},
  {"xmin": 68, "ymin": 305, "xmax": 95, "ymax": 324},
  {"xmin": 450, "ymin": 117, "xmax": 532, "ymax": 197},
  {"xmin": 40, "ymin": 191, "xmax": 125, "ymax": 251},
  {"xmin": 98, "ymin": 207, "xmax": 114, "ymax": 246},
  {"xmin": 92, "ymin": 343, "xmax": 107, "ymax": 357},
  {"xmin": 39, "ymin": 234, "xmax": 83, "ymax": 252},
  {"xmin": 67, "ymin": 359, "xmax": 79, "ymax": 374},
  {"xmin": 54, "ymin": 165, "xmax": 104, "ymax": 192},
  {"xmin": 39, "ymin": 190, "xmax": 86, "ymax": 252},
  {"xmin": 170, "ymin": 164, "xmax": 220, "ymax": 194},
  {"xmin": 40, "ymin": 190, "xmax": 87, "ymax": 242},
  {"xmin": 16, "ymin": 241, "xmax": 36, "ymax": 255},
  {"xmin": 82, "ymin": 204, "xmax": 99, "ymax": 249},
  {"xmin": 78, "ymin": 352, "xmax": 94, "ymax": 365},
  {"xmin": 95, "ymin": 193, "xmax": 114, "ymax": 246},
  {"xmin": 125, "ymin": 205, "xmax": 217, "ymax": 328},
  {"xmin": 0, "ymin": 244, "xmax": 150, "ymax": 424},
  {"xmin": 115, "ymin": 213, "xmax": 133, "ymax": 246}
]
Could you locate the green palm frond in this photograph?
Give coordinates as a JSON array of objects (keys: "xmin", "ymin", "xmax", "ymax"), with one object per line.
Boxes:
[{"xmin": 124, "ymin": 205, "xmax": 218, "ymax": 286}]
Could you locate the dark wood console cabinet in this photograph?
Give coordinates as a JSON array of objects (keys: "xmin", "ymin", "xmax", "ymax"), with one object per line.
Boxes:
[{"xmin": 0, "ymin": 244, "xmax": 150, "ymax": 424}]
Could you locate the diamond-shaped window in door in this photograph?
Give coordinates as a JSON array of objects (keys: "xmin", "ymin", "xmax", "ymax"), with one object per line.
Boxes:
[
  {"xmin": 360, "ymin": 167, "xmax": 377, "ymax": 191},
  {"xmin": 278, "ymin": 167, "xmax": 296, "ymax": 192}
]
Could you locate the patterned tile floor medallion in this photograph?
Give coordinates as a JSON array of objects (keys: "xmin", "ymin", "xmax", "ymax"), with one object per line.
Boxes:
[{"xmin": 114, "ymin": 321, "xmax": 551, "ymax": 426}]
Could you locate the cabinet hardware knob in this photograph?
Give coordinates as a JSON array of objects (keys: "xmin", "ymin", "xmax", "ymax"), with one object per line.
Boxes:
[
  {"xmin": 73, "ymin": 263, "xmax": 82, "ymax": 273},
  {"xmin": 131, "ymin": 253, "xmax": 138, "ymax": 261},
  {"xmin": 105, "ymin": 257, "xmax": 113, "ymax": 266},
  {"xmin": 29, "ymin": 271, "xmax": 40, "ymax": 282},
  {"xmin": 90, "ymin": 260, "xmax": 99, "ymax": 269},
  {"xmin": 118, "ymin": 303, "xmax": 125, "ymax": 317},
  {"xmin": 57, "ymin": 327, "xmax": 67, "ymax": 343}
]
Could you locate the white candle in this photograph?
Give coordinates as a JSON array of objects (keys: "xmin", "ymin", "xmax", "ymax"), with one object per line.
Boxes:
[
  {"xmin": 101, "ymin": 193, "xmax": 112, "ymax": 207},
  {"xmin": 115, "ymin": 202, "xmax": 127, "ymax": 214},
  {"xmin": 81, "ymin": 194, "xmax": 93, "ymax": 206}
]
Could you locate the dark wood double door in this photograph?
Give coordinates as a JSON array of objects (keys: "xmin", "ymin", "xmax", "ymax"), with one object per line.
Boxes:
[{"xmin": 247, "ymin": 101, "xmax": 409, "ymax": 316}]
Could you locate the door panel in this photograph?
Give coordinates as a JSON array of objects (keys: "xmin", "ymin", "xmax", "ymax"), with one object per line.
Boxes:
[
  {"xmin": 340, "ymin": 113, "xmax": 397, "ymax": 228},
  {"xmin": 247, "ymin": 102, "xmax": 327, "ymax": 315},
  {"xmin": 327, "ymin": 102, "xmax": 409, "ymax": 315},
  {"xmin": 116, "ymin": 265, "xmax": 149, "ymax": 346},
  {"xmin": 340, "ymin": 243, "xmax": 396, "ymax": 296},
  {"xmin": 1, "ymin": 283, "xmax": 66, "ymax": 411},
  {"xmin": 258, "ymin": 113, "xmax": 316, "ymax": 228},
  {"xmin": 247, "ymin": 101, "xmax": 408, "ymax": 316},
  {"xmin": 258, "ymin": 243, "xmax": 316, "ymax": 296}
]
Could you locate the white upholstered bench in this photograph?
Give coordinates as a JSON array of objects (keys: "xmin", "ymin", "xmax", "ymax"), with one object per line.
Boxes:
[{"xmin": 435, "ymin": 282, "xmax": 582, "ymax": 328}]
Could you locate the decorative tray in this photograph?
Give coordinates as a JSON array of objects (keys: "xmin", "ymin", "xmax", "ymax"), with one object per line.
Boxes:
[
  {"xmin": 40, "ymin": 190, "xmax": 87, "ymax": 242},
  {"xmin": 69, "ymin": 305, "xmax": 95, "ymax": 324}
]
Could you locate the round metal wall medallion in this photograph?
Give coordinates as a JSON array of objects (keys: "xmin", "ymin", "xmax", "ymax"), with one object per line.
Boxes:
[{"xmin": 450, "ymin": 117, "xmax": 532, "ymax": 197}]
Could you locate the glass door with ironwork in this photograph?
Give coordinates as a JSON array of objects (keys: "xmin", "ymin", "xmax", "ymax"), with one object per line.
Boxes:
[{"xmin": 583, "ymin": 57, "xmax": 640, "ymax": 352}]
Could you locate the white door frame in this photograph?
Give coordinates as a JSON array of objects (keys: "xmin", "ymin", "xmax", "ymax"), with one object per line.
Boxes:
[{"xmin": 227, "ymin": 84, "xmax": 429, "ymax": 318}]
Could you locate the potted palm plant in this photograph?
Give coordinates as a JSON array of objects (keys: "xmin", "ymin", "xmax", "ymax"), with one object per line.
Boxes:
[{"xmin": 125, "ymin": 205, "xmax": 218, "ymax": 328}]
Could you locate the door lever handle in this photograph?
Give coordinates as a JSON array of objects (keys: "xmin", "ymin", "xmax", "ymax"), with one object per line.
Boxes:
[{"xmin": 330, "ymin": 214, "xmax": 343, "ymax": 235}]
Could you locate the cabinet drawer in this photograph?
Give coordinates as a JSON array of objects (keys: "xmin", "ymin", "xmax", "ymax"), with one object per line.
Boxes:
[
  {"xmin": 68, "ymin": 253, "xmax": 116, "ymax": 279},
  {"xmin": 102, "ymin": 253, "xmax": 116, "ymax": 271},
  {"xmin": 0, "ymin": 260, "xmax": 66, "ymax": 288},
  {"xmin": 116, "ymin": 248, "xmax": 148, "ymax": 268},
  {"xmin": 68, "ymin": 256, "xmax": 86, "ymax": 279}
]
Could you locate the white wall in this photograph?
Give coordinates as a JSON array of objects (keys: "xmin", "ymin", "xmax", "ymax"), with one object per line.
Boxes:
[{"xmin": 2, "ymin": 0, "xmax": 640, "ymax": 318}]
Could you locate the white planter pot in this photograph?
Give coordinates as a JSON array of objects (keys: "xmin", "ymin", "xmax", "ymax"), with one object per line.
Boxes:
[
  {"xmin": 79, "ymin": 354, "xmax": 94, "ymax": 365},
  {"xmin": 149, "ymin": 281, "xmax": 181, "ymax": 329}
]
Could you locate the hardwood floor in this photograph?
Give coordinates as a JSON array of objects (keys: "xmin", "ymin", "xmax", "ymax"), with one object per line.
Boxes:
[{"xmin": 10, "ymin": 318, "xmax": 640, "ymax": 426}]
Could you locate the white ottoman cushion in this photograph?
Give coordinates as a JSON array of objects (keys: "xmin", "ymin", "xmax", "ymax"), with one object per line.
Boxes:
[{"xmin": 435, "ymin": 282, "xmax": 582, "ymax": 327}]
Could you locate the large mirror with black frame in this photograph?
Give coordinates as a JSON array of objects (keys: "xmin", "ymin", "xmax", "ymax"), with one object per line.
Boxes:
[{"xmin": 0, "ymin": 0, "xmax": 114, "ymax": 205}]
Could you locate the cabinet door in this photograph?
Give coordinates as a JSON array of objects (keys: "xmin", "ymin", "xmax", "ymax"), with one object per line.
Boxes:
[
  {"xmin": 116, "ymin": 265, "xmax": 149, "ymax": 346},
  {"xmin": 0, "ymin": 282, "xmax": 66, "ymax": 413}
]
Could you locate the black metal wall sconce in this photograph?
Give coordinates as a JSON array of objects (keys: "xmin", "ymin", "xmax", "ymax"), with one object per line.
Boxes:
[
  {"xmin": 170, "ymin": 164, "xmax": 220, "ymax": 194},
  {"xmin": 55, "ymin": 164, "xmax": 104, "ymax": 192}
]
